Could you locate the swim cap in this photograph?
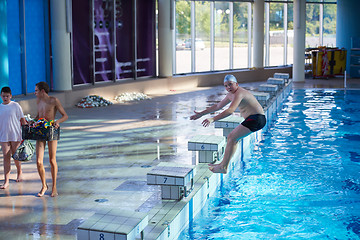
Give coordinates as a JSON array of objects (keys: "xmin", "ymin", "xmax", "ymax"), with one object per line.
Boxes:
[{"xmin": 224, "ymin": 74, "xmax": 237, "ymax": 84}]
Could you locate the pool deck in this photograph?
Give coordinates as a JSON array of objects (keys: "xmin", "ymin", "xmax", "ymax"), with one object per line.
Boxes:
[{"xmin": 1, "ymin": 77, "xmax": 360, "ymax": 240}]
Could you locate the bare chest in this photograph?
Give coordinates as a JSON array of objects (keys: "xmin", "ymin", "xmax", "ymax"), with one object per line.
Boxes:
[{"xmin": 37, "ymin": 102, "xmax": 56, "ymax": 120}]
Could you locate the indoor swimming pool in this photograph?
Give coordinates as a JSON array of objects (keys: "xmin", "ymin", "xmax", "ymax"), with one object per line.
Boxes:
[{"xmin": 179, "ymin": 89, "xmax": 360, "ymax": 240}]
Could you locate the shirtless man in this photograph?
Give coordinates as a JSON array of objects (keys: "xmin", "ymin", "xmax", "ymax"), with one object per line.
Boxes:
[
  {"xmin": 34, "ymin": 82, "xmax": 68, "ymax": 197},
  {"xmin": 190, "ymin": 75, "xmax": 266, "ymax": 174}
]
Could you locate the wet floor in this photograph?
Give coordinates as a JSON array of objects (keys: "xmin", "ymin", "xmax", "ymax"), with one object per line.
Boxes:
[
  {"xmin": 0, "ymin": 86, "xmax": 230, "ymax": 240},
  {"xmin": 1, "ymin": 77, "xmax": 359, "ymax": 240}
]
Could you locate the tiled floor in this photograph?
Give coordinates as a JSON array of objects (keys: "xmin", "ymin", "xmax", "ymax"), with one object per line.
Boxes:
[{"xmin": 0, "ymin": 76, "xmax": 359, "ymax": 240}]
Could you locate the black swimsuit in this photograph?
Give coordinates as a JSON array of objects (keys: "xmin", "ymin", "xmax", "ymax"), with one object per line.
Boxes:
[{"xmin": 241, "ymin": 114, "xmax": 266, "ymax": 132}]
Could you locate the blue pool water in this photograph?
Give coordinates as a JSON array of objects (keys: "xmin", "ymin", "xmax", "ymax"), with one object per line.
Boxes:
[{"xmin": 180, "ymin": 89, "xmax": 360, "ymax": 240}]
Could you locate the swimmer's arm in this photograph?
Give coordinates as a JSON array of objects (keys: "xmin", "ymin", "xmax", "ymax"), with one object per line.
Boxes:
[
  {"xmin": 212, "ymin": 92, "xmax": 242, "ymax": 122},
  {"xmin": 190, "ymin": 96, "xmax": 230, "ymax": 120}
]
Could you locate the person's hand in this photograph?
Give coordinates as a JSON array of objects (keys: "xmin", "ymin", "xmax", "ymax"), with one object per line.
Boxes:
[
  {"xmin": 202, "ymin": 118, "xmax": 214, "ymax": 127},
  {"xmin": 28, "ymin": 120, "xmax": 35, "ymax": 126},
  {"xmin": 190, "ymin": 111, "xmax": 203, "ymax": 120},
  {"xmin": 54, "ymin": 121, "xmax": 60, "ymax": 129}
]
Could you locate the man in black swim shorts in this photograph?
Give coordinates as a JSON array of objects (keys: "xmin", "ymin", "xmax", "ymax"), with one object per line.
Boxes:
[
  {"xmin": 241, "ymin": 114, "xmax": 266, "ymax": 132},
  {"xmin": 190, "ymin": 74, "xmax": 266, "ymax": 174}
]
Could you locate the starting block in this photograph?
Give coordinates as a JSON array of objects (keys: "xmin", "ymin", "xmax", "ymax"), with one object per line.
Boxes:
[
  {"xmin": 267, "ymin": 77, "xmax": 285, "ymax": 88},
  {"xmin": 188, "ymin": 135, "xmax": 226, "ymax": 164},
  {"xmin": 273, "ymin": 73, "xmax": 290, "ymax": 83},
  {"xmin": 258, "ymin": 84, "xmax": 279, "ymax": 97},
  {"xmin": 251, "ymin": 91, "xmax": 270, "ymax": 107},
  {"xmin": 214, "ymin": 115, "xmax": 244, "ymax": 137},
  {"xmin": 147, "ymin": 165, "xmax": 195, "ymax": 200},
  {"xmin": 77, "ymin": 210, "xmax": 148, "ymax": 240}
]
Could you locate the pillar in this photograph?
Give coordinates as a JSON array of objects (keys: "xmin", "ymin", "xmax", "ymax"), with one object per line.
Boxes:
[
  {"xmin": 158, "ymin": 0, "xmax": 173, "ymax": 77},
  {"xmin": 253, "ymin": 0, "xmax": 264, "ymax": 68},
  {"xmin": 0, "ymin": 0, "xmax": 8, "ymax": 88},
  {"xmin": 50, "ymin": 0, "xmax": 72, "ymax": 91},
  {"xmin": 336, "ymin": 0, "xmax": 360, "ymax": 73},
  {"xmin": 293, "ymin": 0, "xmax": 306, "ymax": 82}
]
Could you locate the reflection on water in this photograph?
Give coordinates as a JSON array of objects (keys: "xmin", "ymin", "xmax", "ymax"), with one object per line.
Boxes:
[{"xmin": 180, "ymin": 89, "xmax": 360, "ymax": 240}]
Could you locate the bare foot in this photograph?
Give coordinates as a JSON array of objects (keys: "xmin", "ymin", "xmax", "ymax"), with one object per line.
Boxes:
[
  {"xmin": 51, "ymin": 190, "xmax": 58, "ymax": 197},
  {"xmin": 37, "ymin": 185, "xmax": 48, "ymax": 197},
  {"xmin": 16, "ymin": 173, "xmax": 23, "ymax": 182},
  {"xmin": 208, "ymin": 163, "xmax": 227, "ymax": 174},
  {"xmin": 0, "ymin": 182, "xmax": 9, "ymax": 189}
]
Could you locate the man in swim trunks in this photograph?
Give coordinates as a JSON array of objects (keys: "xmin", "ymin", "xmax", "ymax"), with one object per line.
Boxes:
[
  {"xmin": 34, "ymin": 82, "xmax": 68, "ymax": 197},
  {"xmin": 190, "ymin": 74, "xmax": 266, "ymax": 174}
]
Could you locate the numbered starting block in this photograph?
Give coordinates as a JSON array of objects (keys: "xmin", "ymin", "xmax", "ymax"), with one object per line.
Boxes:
[
  {"xmin": 77, "ymin": 210, "xmax": 148, "ymax": 240},
  {"xmin": 251, "ymin": 91, "xmax": 270, "ymax": 107},
  {"xmin": 214, "ymin": 115, "xmax": 244, "ymax": 138},
  {"xmin": 267, "ymin": 77, "xmax": 286, "ymax": 88},
  {"xmin": 188, "ymin": 135, "xmax": 226, "ymax": 164},
  {"xmin": 273, "ymin": 73, "xmax": 290, "ymax": 83},
  {"xmin": 147, "ymin": 165, "xmax": 195, "ymax": 200},
  {"xmin": 258, "ymin": 84, "xmax": 279, "ymax": 97}
]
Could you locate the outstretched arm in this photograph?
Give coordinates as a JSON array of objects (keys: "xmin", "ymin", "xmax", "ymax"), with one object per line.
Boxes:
[
  {"xmin": 190, "ymin": 96, "xmax": 230, "ymax": 120},
  {"xmin": 202, "ymin": 92, "xmax": 243, "ymax": 127}
]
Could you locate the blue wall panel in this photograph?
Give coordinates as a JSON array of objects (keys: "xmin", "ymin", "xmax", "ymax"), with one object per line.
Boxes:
[
  {"xmin": 0, "ymin": 0, "xmax": 8, "ymax": 90},
  {"xmin": 7, "ymin": 0, "xmax": 22, "ymax": 95},
  {"xmin": 336, "ymin": 0, "xmax": 360, "ymax": 73},
  {"xmin": 25, "ymin": 0, "xmax": 46, "ymax": 93}
]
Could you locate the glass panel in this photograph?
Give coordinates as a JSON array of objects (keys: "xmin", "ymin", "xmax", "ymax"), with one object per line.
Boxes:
[
  {"xmin": 136, "ymin": 0, "xmax": 156, "ymax": 78},
  {"xmin": 214, "ymin": 2, "xmax": 230, "ymax": 71},
  {"xmin": 195, "ymin": 1, "xmax": 210, "ymax": 72},
  {"xmin": 269, "ymin": 2, "xmax": 284, "ymax": 66},
  {"xmin": 115, "ymin": 0, "xmax": 134, "ymax": 79},
  {"xmin": 233, "ymin": 2, "xmax": 249, "ymax": 69},
  {"xmin": 93, "ymin": 0, "xmax": 115, "ymax": 82},
  {"xmin": 323, "ymin": 3, "xmax": 336, "ymax": 47},
  {"xmin": 287, "ymin": 3, "xmax": 294, "ymax": 65},
  {"xmin": 175, "ymin": 0, "xmax": 191, "ymax": 74},
  {"xmin": 72, "ymin": 0, "xmax": 92, "ymax": 85},
  {"xmin": 306, "ymin": 3, "xmax": 320, "ymax": 48}
]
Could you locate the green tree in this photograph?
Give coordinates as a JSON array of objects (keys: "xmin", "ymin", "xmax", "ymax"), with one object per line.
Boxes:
[
  {"xmin": 176, "ymin": 1, "xmax": 191, "ymax": 35},
  {"xmin": 323, "ymin": 4, "xmax": 336, "ymax": 35},
  {"xmin": 195, "ymin": 2, "xmax": 211, "ymax": 37},
  {"xmin": 306, "ymin": 4, "xmax": 320, "ymax": 36}
]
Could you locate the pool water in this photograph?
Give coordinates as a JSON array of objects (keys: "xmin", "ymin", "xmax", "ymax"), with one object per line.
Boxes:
[{"xmin": 179, "ymin": 89, "xmax": 360, "ymax": 240}]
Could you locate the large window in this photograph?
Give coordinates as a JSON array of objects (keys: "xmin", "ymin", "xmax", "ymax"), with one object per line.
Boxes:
[
  {"xmin": 175, "ymin": 0, "xmax": 191, "ymax": 74},
  {"xmin": 306, "ymin": 3, "xmax": 321, "ymax": 47},
  {"xmin": 323, "ymin": 3, "xmax": 336, "ymax": 47},
  {"xmin": 268, "ymin": 2, "xmax": 285, "ymax": 66},
  {"xmin": 287, "ymin": 3, "xmax": 294, "ymax": 65},
  {"xmin": 195, "ymin": 1, "xmax": 210, "ymax": 72},
  {"xmin": 174, "ymin": 0, "xmax": 336, "ymax": 75},
  {"xmin": 214, "ymin": 2, "xmax": 230, "ymax": 71},
  {"xmin": 233, "ymin": 2, "xmax": 251, "ymax": 69}
]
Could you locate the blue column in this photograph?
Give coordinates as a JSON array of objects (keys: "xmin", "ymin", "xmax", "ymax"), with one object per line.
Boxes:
[
  {"xmin": 0, "ymin": 0, "xmax": 9, "ymax": 89},
  {"xmin": 7, "ymin": 0, "xmax": 22, "ymax": 95},
  {"xmin": 24, "ymin": 0, "xmax": 47, "ymax": 93},
  {"xmin": 336, "ymin": 0, "xmax": 360, "ymax": 73}
]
